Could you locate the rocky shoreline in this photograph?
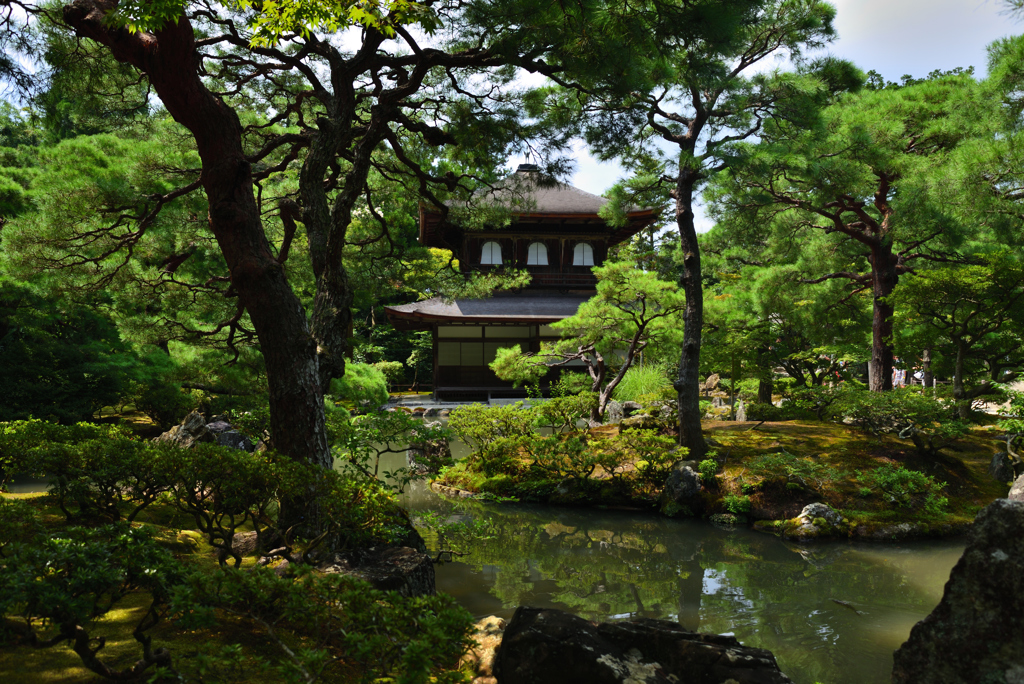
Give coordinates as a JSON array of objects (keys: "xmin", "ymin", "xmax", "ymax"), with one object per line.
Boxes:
[{"xmin": 430, "ymin": 481, "xmax": 982, "ymax": 544}]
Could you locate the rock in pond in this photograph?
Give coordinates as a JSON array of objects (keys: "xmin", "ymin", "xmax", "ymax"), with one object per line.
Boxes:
[
  {"xmin": 493, "ymin": 606, "xmax": 793, "ymax": 684},
  {"xmin": 659, "ymin": 460, "xmax": 703, "ymax": 518},
  {"xmin": 781, "ymin": 503, "xmax": 848, "ymax": 542},
  {"xmin": 316, "ymin": 546, "xmax": 435, "ymax": 597},
  {"xmin": 892, "ymin": 499, "xmax": 1024, "ymax": 684}
]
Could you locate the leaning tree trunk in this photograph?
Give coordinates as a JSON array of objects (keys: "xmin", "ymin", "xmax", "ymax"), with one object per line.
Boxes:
[
  {"xmin": 64, "ymin": 2, "xmax": 332, "ymax": 529},
  {"xmin": 673, "ymin": 174, "xmax": 707, "ymax": 460},
  {"xmin": 867, "ymin": 243, "xmax": 898, "ymax": 392}
]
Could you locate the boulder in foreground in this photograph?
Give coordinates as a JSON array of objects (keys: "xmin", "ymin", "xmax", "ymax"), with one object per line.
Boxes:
[
  {"xmin": 892, "ymin": 498, "xmax": 1024, "ymax": 683},
  {"xmin": 494, "ymin": 606, "xmax": 793, "ymax": 684}
]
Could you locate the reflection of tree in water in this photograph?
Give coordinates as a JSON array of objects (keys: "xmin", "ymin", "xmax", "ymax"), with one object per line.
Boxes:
[
  {"xmin": 434, "ymin": 504, "xmax": 707, "ymax": 623},
  {"xmin": 418, "ymin": 499, "xmax": 959, "ymax": 684}
]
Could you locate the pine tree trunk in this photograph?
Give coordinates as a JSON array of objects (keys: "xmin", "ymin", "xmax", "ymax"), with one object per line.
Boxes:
[
  {"xmin": 953, "ymin": 342, "xmax": 970, "ymax": 420},
  {"xmin": 673, "ymin": 175, "xmax": 707, "ymax": 460},
  {"xmin": 868, "ymin": 243, "xmax": 897, "ymax": 392},
  {"xmin": 922, "ymin": 347, "xmax": 933, "ymax": 390},
  {"xmin": 64, "ymin": 4, "xmax": 332, "ymax": 530},
  {"xmin": 757, "ymin": 377, "xmax": 773, "ymax": 404}
]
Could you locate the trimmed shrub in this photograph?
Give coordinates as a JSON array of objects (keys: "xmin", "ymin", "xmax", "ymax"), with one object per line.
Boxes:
[{"xmin": 330, "ymin": 362, "xmax": 390, "ymax": 410}]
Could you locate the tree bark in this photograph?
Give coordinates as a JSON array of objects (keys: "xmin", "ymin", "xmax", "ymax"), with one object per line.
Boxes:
[
  {"xmin": 63, "ymin": 2, "xmax": 331, "ymax": 528},
  {"xmin": 757, "ymin": 377, "xmax": 773, "ymax": 404},
  {"xmin": 953, "ymin": 342, "xmax": 970, "ymax": 420},
  {"xmin": 867, "ymin": 242, "xmax": 897, "ymax": 392},
  {"xmin": 673, "ymin": 173, "xmax": 707, "ymax": 460}
]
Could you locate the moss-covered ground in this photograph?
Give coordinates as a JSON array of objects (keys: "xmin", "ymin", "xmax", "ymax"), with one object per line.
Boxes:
[
  {"xmin": 706, "ymin": 420, "xmax": 1007, "ymax": 529},
  {"xmin": 0, "ymin": 493, "xmax": 360, "ymax": 684}
]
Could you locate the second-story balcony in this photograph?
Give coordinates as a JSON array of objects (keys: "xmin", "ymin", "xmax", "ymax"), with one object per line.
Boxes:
[{"xmin": 466, "ymin": 264, "xmax": 597, "ymax": 290}]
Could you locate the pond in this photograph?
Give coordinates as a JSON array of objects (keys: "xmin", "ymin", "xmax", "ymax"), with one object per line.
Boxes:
[{"xmin": 398, "ymin": 479, "xmax": 962, "ymax": 684}]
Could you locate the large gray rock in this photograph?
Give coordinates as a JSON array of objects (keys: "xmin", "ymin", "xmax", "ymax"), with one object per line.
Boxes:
[
  {"xmin": 154, "ymin": 411, "xmax": 216, "ymax": 449},
  {"xmin": 892, "ymin": 499, "xmax": 1024, "ymax": 683},
  {"xmin": 1009, "ymin": 473, "xmax": 1024, "ymax": 501},
  {"xmin": 701, "ymin": 373, "xmax": 720, "ymax": 393},
  {"xmin": 621, "ymin": 414, "xmax": 658, "ymax": 429},
  {"xmin": 317, "ymin": 546, "xmax": 435, "ymax": 597},
  {"xmin": 605, "ymin": 401, "xmax": 624, "ymax": 425},
  {"xmin": 493, "ymin": 607, "xmax": 793, "ymax": 684},
  {"xmin": 621, "ymin": 400, "xmax": 643, "ymax": 418},
  {"xmin": 659, "ymin": 460, "xmax": 703, "ymax": 517},
  {"xmin": 204, "ymin": 420, "xmax": 256, "ymax": 451},
  {"xmin": 989, "ymin": 451, "xmax": 1016, "ymax": 483}
]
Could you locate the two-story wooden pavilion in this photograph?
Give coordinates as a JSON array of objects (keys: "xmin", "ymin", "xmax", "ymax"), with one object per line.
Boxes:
[{"xmin": 385, "ymin": 164, "xmax": 657, "ymax": 401}]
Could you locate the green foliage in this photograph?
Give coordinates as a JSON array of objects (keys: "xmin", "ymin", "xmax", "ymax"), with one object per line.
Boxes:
[
  {"xmin": 857, "ymin": 464, "xmax": 948, "ymax": 516},
  {"xmin": 448, "ymin": 402, "xmax": 535, "ymax": 453},
  {"xmin": 416, "ymin": 505, "xmax": 496, "ymax": 562},
  {"xmin": 784, "ymin": 385, "xmax": 848, "ymax": 421},
  {"xmin": 832, "ymin": 387, "xmax": 969, "ymax": 456},
  {"xmin": 0, "ymin": 521, "xmax": 183, "ymax": 680},
  {"xmin": 330, "ymin": 362, "xmax": 390, "ymax": 410},
  {"xmin": 747, "ymin": 450, "xmax": 848, "ymax": 490},
  {"xmin": 698, "ymin": 458, "xmax": 719, "ymax": 483},
  {"xmin": 996, "ymin": 389, "xmax": 1024, "ymax": 436},
  {"xmin": 613, "ymin": 364, "xmax": 672, "ymax": 402},
  {"xmin": 891, "ymin": 253, "xmax": 1024, "ymax": 415},
  {"xmin": 0, "ymin": 508, "xmax": 472, "ymax": 684},
  {"xmin": 333, "ymin": 409, "xmax": 451, "ymax": 492},
  {"xmin": 0, "ymin": 279, "xmax": 138, "ymax": 423},
  {"xmin": 445, "ymin": 402, "xmax": 678, "ymax": 498},
  {"xmin": 615, "ymin": 429, "xmax": 678, "ymax": 492},
  {"xmin": 551, "ymin": 372, "xmax": 593, "ymax": 397},
  {"xmin": 534, "ymin": 393, "xmax": 597, "ymax": 433},
  {"xmin": 489, "ymin": 346, "xmax": 548, "ymax": 388},
  {"xmin": 743, "ymin": 402, "xmax": 788, "ymax": 422},
  {"xmin": 0, "ymin": 418, "xmax": 131, "ymax": 490},
  {"xmin": 0, "ymin": 419, "xmax": 408, "ymax": 565},
  {"xmin": 723, "ymin": 494, "xmax": 752, "ymax": 515},
  {"xmin": 171, "ymin": 566, "xmax": 474, "ymax": 684},
  {"xmin": 490, "ymin": 258, "xmax": 684, "ymax": 418},
  {"xmin": 373, "ymin": 360, "xmax": 406, "ymax": 389}
]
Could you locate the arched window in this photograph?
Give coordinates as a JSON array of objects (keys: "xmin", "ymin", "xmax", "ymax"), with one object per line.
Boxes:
[
  {"xmin": 572, "ymin": 242, "xmax": 594, "ymax": 266},
  {"xmin": 526, "ymin": 242, "xmax": 549, "ymax": 266},
  {"xmin": 480, "ymin": 241, "xmax": 502, "ymax": 265}
]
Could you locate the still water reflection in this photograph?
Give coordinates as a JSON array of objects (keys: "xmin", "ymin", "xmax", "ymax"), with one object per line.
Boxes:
[{"xmin": 399, "ymin": 480, "xmax": 961, "ymax": 684}]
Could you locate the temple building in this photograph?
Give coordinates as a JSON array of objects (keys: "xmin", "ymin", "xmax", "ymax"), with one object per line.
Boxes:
[{"xmin": 384, "ymin": 164, "xmax": 657, "ymax": 401}]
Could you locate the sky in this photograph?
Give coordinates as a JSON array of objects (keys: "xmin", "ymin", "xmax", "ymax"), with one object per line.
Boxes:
[{"xmin": 566, "ymin": 0, "xmax": 1018, "ymax": 229}]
